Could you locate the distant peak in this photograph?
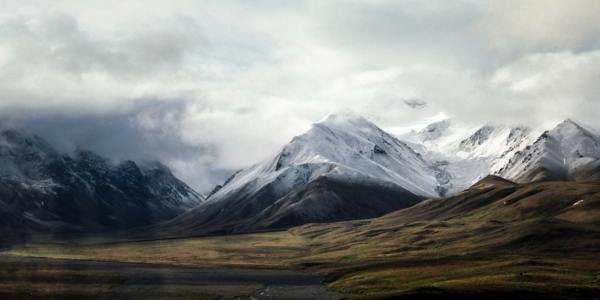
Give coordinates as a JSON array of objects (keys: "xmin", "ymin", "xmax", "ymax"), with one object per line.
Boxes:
[
  {"xmin": 551, "ymin": 119, "xmax": 594, "ymax": 135},
  {"xmin": 318, "ymin": 109, "xmax": 368, "ymax": 124},
  {"xmin": 418, "ymin": 118, "xmax": 451, "ymax": 142},
  {"xmin": 314, "ymin": 111, "xmax": 380, "ymax": 133},
  {"xmin": 555, "ymin": 119, "xmax": 585, "ymax": 130},
  {"xmin": 420, "ymin": 118, "xmax": 451, "ymax": 131}
]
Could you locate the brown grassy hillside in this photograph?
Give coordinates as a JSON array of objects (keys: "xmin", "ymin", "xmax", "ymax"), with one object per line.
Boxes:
[{"xmin": 4, "ymin": 177, "xmax": 600, "ymax": 299}]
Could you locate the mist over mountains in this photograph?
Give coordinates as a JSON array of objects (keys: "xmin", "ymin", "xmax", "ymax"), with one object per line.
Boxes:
[{"xmin": 2, "ymin": 111, "xmax": 600, "ymax": 242}]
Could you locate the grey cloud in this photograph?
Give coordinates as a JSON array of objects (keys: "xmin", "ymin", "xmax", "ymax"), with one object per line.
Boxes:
[
  {"xmin": 309, "ymin": 0, "xmax": 600, "ymax": 70},
  {"xmin": 403, "ymin": 99, "xmax": 427, "ymax": 110},
  {"xmin": 475, "ymin": 0, "xmax": 600, "ymax": 59},
  {"xmin": 309, "ymin": 0, "xmax": 486, "ymax": 68},
  {"xmin": 0, "ymin": 12, "xmax": 205, "ymax": 78},
  {"xmin": 433, "ymin": 50, "xmax": 600, "ymax": 128},
  {"xmin": 0, "ymin": 10, "xmax": 210, "ymax": 116}
]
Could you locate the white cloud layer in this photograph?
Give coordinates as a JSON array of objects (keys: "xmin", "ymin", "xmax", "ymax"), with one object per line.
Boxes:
[{"xmin": 0, "ymin": 0, "xmax": 599, "ymax": 191}]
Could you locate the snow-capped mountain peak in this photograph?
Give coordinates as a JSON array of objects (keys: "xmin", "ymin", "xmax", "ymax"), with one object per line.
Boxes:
[
  {"xmin": 210, "ymin": 112, "xmax": 440, "ymax": 202},
  {"xmin": 400, "ymin": 118, "xmax": 539, "ymax": 194},
  {"xmin": 458, "ymin": 125, "xmax": 496, "ymax": 153},
  {"xmin": 318, "ymin": 110, "xmax": 373, "ymax": 127},
  {"xmin": 551, "ymin": 119, "xmax": 599, "ymax": 150},
  {"xmin": 418, "ymin": 119, "xmax": 452, "ymax": 142},
  {"xmin": 494, "ymin": 119, "xmax": 600, "ymax": 182},
  {"xmin": 162, "ymin": 113, "xmax": 436, "ymax": 236}
]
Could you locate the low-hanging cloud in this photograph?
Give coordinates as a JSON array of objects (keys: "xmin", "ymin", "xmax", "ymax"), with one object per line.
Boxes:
[{"xmin": 1, "ymin": 100, "xmax": 231, "ymax": 192}]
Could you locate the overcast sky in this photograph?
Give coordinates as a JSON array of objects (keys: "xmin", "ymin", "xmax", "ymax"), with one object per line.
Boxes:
[{"xmin": 1, "ymin": 0, "xmax": 599, "ymax": 192}]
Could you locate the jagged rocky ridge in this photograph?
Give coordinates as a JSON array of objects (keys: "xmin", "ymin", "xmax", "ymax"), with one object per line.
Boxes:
[
  {"xmin": 0, "ymin": 128, "xmax": 203, "ymax": 243},
  {"xmin": 403, "ymin": 119, "xmax": 537, "ymax": 194},
  {"xmin": 406, "ymin": 117, "xmax": 600, "ymax": 188}
]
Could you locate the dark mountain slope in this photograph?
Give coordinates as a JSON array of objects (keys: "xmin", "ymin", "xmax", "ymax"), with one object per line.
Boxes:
[
  {"xmin": 156, "ymin": 175, "xmax": 422, "ymax": 236},
  {"xmin": 0, "ymin": 128, "xmax": 203, "ymax": 245}
]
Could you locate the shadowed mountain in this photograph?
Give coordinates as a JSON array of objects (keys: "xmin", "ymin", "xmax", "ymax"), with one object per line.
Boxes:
[
  {"xmin": 0, "ymin": 128, "xmax": 204, "ymax": 245},
  {"xmin": 158, "ymin": 176, "xmax": 422, "ymax": 236}
]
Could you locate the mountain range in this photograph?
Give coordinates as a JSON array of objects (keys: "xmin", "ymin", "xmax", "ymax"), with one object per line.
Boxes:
[
  {"xmin": 151, "ymin": 112, "xmax": 600, "ymax": 237},
  {"xmin": 3, "ymin": 112, "xmax": 600, "ymax": 242},
  {"xmin": 402, "ymin": 118, "xmax": 538, "ymax": 193}
]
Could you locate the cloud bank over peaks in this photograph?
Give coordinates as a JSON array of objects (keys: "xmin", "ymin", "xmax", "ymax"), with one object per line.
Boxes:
[{"xmin": 0, "ymin": 0, "xmax": 598, "ymax": 191}]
